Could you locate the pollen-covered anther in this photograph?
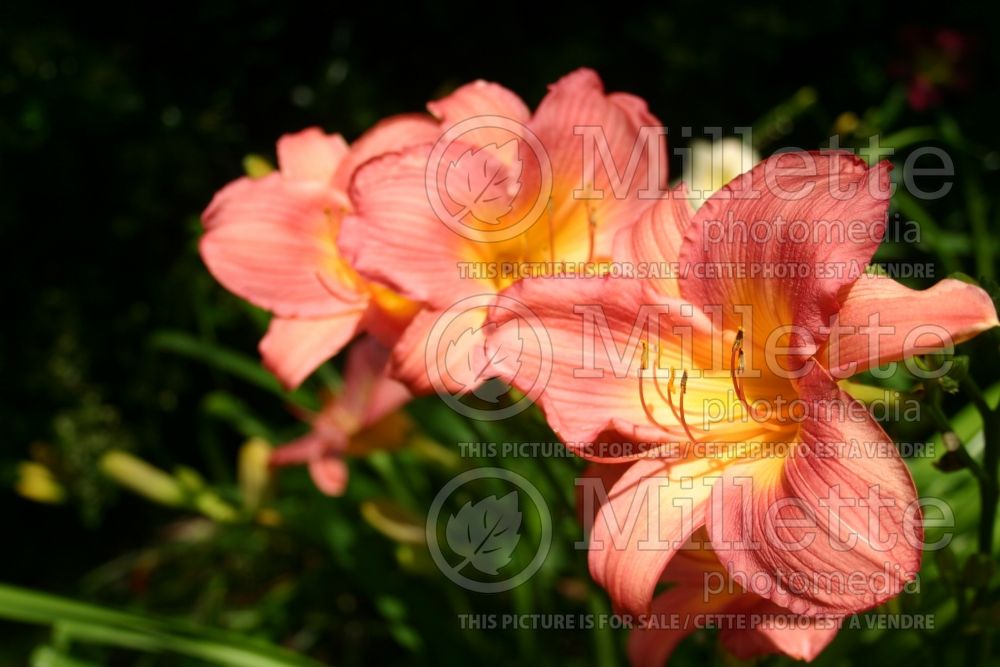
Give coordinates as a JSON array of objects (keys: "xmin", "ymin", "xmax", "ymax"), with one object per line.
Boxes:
[
  {"xmin": 730, "ymin": 328, "xmax": 752, "ymax": 417},
  {"xmin": 678, "ymin": 370, "xmax": 695, "ymax": 442}
]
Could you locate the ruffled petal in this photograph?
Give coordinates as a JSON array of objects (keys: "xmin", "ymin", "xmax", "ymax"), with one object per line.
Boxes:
[
  {"xmin": 427, "ymin": 79, "xmax": 531, "ymax": 125},
  {"xmin": 332, "ymin": 114, "xmax": 440, "ymax": 191},
  {"xmin": 340, "ymin": 145, "xmax": 492, "ymax": 307},
  {"xmin": 529, "ymin": 68, "xmax": 668, "ymax": 260},
  {"xmin": 708, "ymin": 362, "xmax": 922, "ymax": 616},
  {"xmin": 611, "ymin": 184, "xmax": 695, "ymax": 297},
  {"xmin": 719, "ymin": 597, "xmax": 840, "ymax": 662},
  {"xmin": 679, "ymin": 152, "xmax": 892, "ymax": 360}
]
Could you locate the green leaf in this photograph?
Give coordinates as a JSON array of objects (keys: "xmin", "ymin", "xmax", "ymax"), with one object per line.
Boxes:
[
  {"xmin": 0, "ymin": 583, "xmax": 324, "ymax": 667},
  {"xmin": 150, "ymin": 330, "xmax": 316, "ymax": 409}
]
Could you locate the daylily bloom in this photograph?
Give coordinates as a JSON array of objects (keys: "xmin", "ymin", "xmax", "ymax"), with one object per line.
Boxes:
[
  {"xmin": 339, "ymin": 68, "xmax": 667, "ymax": 394},
  {"xmin": 270, "ymin": 337, "xmax": 413, "ymax": 495},
  {"xmin": 630, "ymin": 531, "xmax": 840, "ymax": 665},
  {"xmin": 579, "ymin": 466, "xmax": 840, "ymax": 665},
  {"xmin": 487, "ymin": 151, "xmax": 999, "ymax": 619},
  {"xmin": 200, "ymin": 120, "xmax": 438, "ymax": 389}
]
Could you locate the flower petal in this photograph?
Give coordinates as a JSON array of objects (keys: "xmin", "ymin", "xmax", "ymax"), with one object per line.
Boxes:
[
  {"xmin": 201, "ymin": 174, "xmax": 363, "ymax": 318},
  {"xmin": 427, "ymin": 79, "xmax": 530, "ymax": 125},
  {"xmin": 708, "ymin": 362, "xmax": 922, "ymax": 615},
  {"xmin": 309, "ymin": 448, "xmax": 349, "ymax": 496},
  {"xmin": 627, "ymin": 544, "xmax": 739, "ymax": 667},
  {"xmin": 340, "ymin": 337, "xmax": 412, "ymax": 428},
  {"xmin": 340, "ymin": 145, "xmax": 492, "ymax": 307},
  {"xmin": 486, "ymin": 276, "xmax": 697, "ymax": 452},
  {"xmin": 586, "ymin": 458, "xmax": 717, "ymax": 617},
  {"xmin": 611, "ymin": 184, "xmax": 695, "ymax": 297},
  {"xmin": 276, "ymin": 128, "xmax": 349, "ymax": 183},
  {"xmin": 530, "ymin": 68, "xmax": 667, "ymax": 259},
  {"xmin": 821, "ymin": 273, "xmax": 999, "ymax": 378},
  {"xmin": 719, "ymin": 597, "xmax": 840, "ymax": 662},
  {"xmin": 389, "ymin": 306, "xmax": 490, "ymax": 396},
  {"xmin": 679, "ymin": 152, "xmax": 892, "ymax": 357},
  {"xmin": 332, "ymin": 114, "xmax": 440, "ymax": 191},
  {"xmin": 260, "ymin": 311, "xmax": 365, "ymax": 389}
]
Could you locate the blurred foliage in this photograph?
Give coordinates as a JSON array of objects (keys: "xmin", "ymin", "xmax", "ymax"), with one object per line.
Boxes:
[{"xmin": 2, "ymin": 1, "xmax": 1000, "ymax": 665}]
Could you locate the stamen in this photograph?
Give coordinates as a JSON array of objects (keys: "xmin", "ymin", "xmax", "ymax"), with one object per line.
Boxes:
[
  {"xmin": 730, "ymin": 328, "xmax": 752, "ymax": 416},
  {"xmin": 678, "ymin": 370, "xmax": 695, "ymax": 442},
  {"xmin": 638, "ymin": 341, "xmax": 677, "ymax": 432}
]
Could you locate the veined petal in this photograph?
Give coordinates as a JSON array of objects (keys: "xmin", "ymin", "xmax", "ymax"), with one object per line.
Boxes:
[
  {"xmin": 821, "ymin": 273, "xmax": 999, "ymax": 378},
  {"xmin": 611, "ymin": 184, "xmax": 695, "ymax": 297},
  {"xmin": 529, "ymin": 68, "xmax": 667, "ymax": 260},
  {"xmin": 276, "ymin": 128, "xmax": 349, "ymax": 183},
  {"xmin": 201, "ymin": 174, "xmax": 362, "ymax": 318},
  {"xmin": 389, "ymin": 306, "xmax": 491, "ymax": 396},
  {"xmin": 587, "ymin": 459, "xmax": 718, "ymax": 617},
  {"xmin": 719, "ymin": 597, "xmax": 840, "ymax": 661},
  {"xmin": 485, "ymin": 277, "xmax": 690, "ymax": 452},
  {"xmin": 332, "ymin": 114, "xmax": 440, "ymax": 192},
  {"xmin": 340, "ymin": 145, "xmax": 492, "ymax": 308},
  {"xmin": 679, "ymin": 152, "xmax": 892, "ymax": 359},
  {"xmin": 260, "ymin": 311, "xmax": 365, "ymax": 389},
  {"xmin": 708, "ymin": 362, "xmax": 922, "ymax": 616}
]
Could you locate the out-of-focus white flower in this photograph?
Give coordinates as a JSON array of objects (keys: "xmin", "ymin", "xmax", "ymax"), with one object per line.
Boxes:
[{"xmin": 683, "ymin": 137, "xmax": 760, "ymax": 209}]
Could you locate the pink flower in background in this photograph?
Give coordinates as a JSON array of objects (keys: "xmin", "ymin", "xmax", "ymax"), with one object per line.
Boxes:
[
  {"xmin": 488, "ymin": 152, "xmax": 999, "ymax": 619},
  {"xmin": 890, "ymin": 27, "xmax": 975, "ymax": 111},
  {"xmin": 200, "ymin": 120, "xmax": 438, "ymax": 389},
  {"xmin": 270, "ymin": 337, "xmax": 412, "ymax": 496},
  {"xmin": 339, "ymin": 68, "xmax": 667, "ymax": 394}
]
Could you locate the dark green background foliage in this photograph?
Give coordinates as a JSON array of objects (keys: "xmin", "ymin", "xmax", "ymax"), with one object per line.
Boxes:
[{"xmin": 2, "ymin": 2, "xmax": 999, "ymax": 665}]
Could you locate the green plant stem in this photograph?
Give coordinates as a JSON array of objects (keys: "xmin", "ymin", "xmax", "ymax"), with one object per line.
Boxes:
[{"xmin": 962, "ymin": 376, "xmax": 1000, "ymax": 556}]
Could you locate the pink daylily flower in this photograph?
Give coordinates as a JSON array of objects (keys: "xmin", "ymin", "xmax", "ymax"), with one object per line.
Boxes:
[
  {"xmin": 580, "ymin": 466, "xmax": 839, "ymax": 665},
  {"xmin": 200, "ymin": 119, "xmax": 439, "ymax": 389},
  {"xmin": 487, "ymin": 152, "xmax": 999, "ymax": 618},
  {"xmin": 339, "ymin": 68, "xmax": 667, "ymax": 394},
  {"xmin": 630, "ymin": 533, "xmax": 840, "ymax": 665},
  {"xmin": 270, "ymin": 337, "xmax": 412, "ymax": 496}
]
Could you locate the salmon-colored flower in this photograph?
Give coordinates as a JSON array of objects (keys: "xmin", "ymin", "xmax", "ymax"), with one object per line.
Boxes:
[
  {"xmin": 488, "ymin": 151, "xmax": 999, "ymax": 618},
  {"xmin": 580, "ymin": 465, "xmax": 839, "ymax": 665},
  {"xmin": 339, "ymin": 68, "xmax": 667, "ymax": 394},
  {"xmin": 200, "ymin": 120, "xmax": 437, "ymax": 388},
  {"xmin": 270, "ymin": 337, "xmax": 413, "ymax": 496}
]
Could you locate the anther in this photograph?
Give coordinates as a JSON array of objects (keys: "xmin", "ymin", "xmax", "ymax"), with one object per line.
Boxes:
[{"xmin": 677, "ymin": 370, "xmax": 695, "ymax": 442}]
